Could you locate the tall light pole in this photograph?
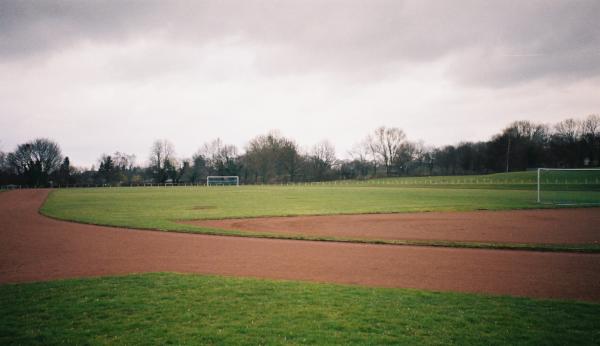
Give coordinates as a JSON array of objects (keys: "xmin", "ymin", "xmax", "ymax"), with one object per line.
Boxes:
[{"xmin": 505, "ymin": 134, "xmax": 511, "ymax": 173}]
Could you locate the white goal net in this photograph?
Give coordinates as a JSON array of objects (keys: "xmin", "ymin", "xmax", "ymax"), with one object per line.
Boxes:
[
  {"xmin": 206, "ymin": 176, "xmax": 239, "ymax": 186},
  {"xmin": 537, "ymin": 168, "xmax": 600, "ymax": 205}
]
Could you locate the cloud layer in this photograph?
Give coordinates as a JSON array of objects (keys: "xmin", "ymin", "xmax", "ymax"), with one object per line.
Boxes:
[
  {"xmin": 1, "ymin": 0, "xmax": 599, "ymax": 165},
  {"xmin": 3, "ymin": 0, "xmax": 599, "ymax": 85}
]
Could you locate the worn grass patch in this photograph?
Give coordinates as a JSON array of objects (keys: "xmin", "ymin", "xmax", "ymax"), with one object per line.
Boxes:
[{"xmin": 1, "ymin": 273, "xmax": 598, "ymax": 345}]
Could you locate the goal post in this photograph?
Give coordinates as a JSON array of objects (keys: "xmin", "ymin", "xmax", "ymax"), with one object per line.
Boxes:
[
  {"xmin": 537, "ymin": 168, "xmax": 600, "ymax": 205},
  {"xmin": 206, "ymin": 176, "xmax": 239, "ymax": 186}
]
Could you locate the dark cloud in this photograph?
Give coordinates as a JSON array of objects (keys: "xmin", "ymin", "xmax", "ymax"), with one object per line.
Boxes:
[
  {"xmin": 0, "ymin": 0, "xmax": 160, "ymax": 58},
  {"xmin": 1, "ymin": 0, "xmax": 599, "ymax": 86}
]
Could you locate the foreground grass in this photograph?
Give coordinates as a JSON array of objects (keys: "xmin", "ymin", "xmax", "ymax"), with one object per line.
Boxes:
[
  {"xmin": 41, "ymin": 180, "xmax": 600, "ymax": 252},
  {"xmin": 1, "ymin": 273, "xmax": 598, "ymax": 345}
]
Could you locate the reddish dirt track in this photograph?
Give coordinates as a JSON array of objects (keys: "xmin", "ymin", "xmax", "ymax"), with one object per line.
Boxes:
[
  {"xmin": 185, "ymin": 209, "xmax": 600, "ymax": 244},
  {"xmin": 1, "ymin": 189, "xmax": 600, "ymax": 302}
]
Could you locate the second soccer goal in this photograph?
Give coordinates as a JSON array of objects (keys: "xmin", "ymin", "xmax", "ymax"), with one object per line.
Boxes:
[
  {"xmin": 206, "ymin": 176, "xmax": 240, "ymax": 186},
  {"xmin": 537, "ymin": 168, "xmax": 600, "ymax": 205}
]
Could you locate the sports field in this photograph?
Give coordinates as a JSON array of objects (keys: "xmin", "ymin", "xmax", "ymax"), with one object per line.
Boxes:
[
  {"xmin": 41, "ymin": 171, "xmax": 600, "ymax": 251},
  {"xmin": 2, "ymin": 172, "xmax": 600, "ymax": 344}
]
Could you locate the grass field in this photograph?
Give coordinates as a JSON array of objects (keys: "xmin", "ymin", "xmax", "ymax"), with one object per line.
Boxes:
[
  {"xmin": 364, "ymin": 170, "xmax": 600, "ymax": 187},
  {"xmin": 1, "ymin": 273, "xmax": 598, "ymax": 345},
  {"xmin": 6, "ymin": 173, "xmax": 600, "ymax": 344},
  {"xmin": 41, "ymin": 172, "xmax": 600, "ymax": 252}
]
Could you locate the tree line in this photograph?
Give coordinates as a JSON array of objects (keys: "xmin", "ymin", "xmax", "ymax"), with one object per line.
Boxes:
[{"xmin": 1, "ymin": 114, "xmax": 598, "ymax": 187}]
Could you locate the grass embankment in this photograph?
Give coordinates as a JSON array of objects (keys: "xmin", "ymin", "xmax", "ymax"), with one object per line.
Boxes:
[
  {"xmin": 1, "ymin": 273, "xmax": 598, "ymax": 345},
  {"xmin": 40, "ymin": 172, "xmax": 600, "ymax": 253},
  {"xmin": 334, "ymin": 170, "xmax": 600, "ymax": 191}
]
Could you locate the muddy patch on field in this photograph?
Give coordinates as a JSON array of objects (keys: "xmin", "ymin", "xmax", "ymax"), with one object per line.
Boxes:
[{"xmin": 191, "ymin": 205, "xmax": 217, "ymax": 210}]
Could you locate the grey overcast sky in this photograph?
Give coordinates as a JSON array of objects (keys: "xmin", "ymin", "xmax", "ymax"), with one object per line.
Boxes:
[{"xmin": 1, "ymin": 0, "xmax": 599, "ymax": 167}]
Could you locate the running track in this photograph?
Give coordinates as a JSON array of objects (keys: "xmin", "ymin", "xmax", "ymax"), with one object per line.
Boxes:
[{"xmin": 1, "ymin": 189, "xmax": 599, "ymax": 301}]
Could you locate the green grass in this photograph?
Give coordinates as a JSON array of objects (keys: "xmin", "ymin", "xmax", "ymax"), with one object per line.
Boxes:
[
  {"xmin": 42, "ymin": 185, "xmax": 550, "ymax": 229},
  {"xmin": 334, "ymin": 170, "xmax": 600, "ymax": 191},
  {"xmin": 40, "ymin": 172, "xmax": 600, "ymax": 252},
  {"xmin": 1, "ymin": 273, "xmax": 598, "ymax": 345}
]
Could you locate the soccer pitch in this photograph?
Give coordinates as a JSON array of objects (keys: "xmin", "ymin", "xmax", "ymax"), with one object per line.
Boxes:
[{"xmin": 41, "ymin": 172, "xmax": 600, "ymax": 250}]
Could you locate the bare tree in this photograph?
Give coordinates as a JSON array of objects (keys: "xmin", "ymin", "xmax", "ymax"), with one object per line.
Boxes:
[
  {"xmin": 345, "ymin": 142, "xmax": 373, "ymax": 178},
  {"xmin": 396, "ymin": 140, "xmax": 428, "ymax": 174},
  {"xmin": 199, "ymin": 138, "xmax": 238, "ymax": 175},
  {"xmin": 349, "ymin": 142, "xmax": 369, "ymax": 163},
  {"xmin": 580, "ymin": 114, "xmax": 600, "ymax": 165},
  {"xmin": 112, "ymin": 151, "xmax": 136, "ymax": 184},
  {"xmin": 312, "ymin": 140, "xmax": 336, "ymax": 167},
  {"xmin": 201, "ymin": 139, "xmax": 237, "ymax": 165},
  {"xmin": 504, "ymin": 121, "xmax": 549, "ymax": 143},
  {"xmin": 360, "ymin": 136, "xmax": 381, "ymax": 176},
  {"xmin": 554, "ymin": 118, "xmax": 580, "ymax": 142},
  {"xmin": 7, "ymin": 138, "xmax": 63, "ymax": 186},
  {"xmin": 149, "ymin": 139, "xmax": 176, "ymax": 183},
  {"xmin": 113, "ymin": 152, "xmax": 136, "ymax": 171},
  {"xmin": 581, "ymin": 114, "xmax": 600, "ymax": 136},
  {"xmin": 502, "ymin": 121, "xmax": 549, "ymax": 171},
  {"xmin": 392, "ymin": 141, "xmax": 416, "ymax": 174},
  {"xmin": 0, "ymin": 151, "xmax": 6, "ymax": 170},
  {"xmin": 310, "ymin": 140, "xmax": 337, "ymax": 180},
  {"xmin": 367, "ymin": 126, "xmax": 407, "ymax": 176}
]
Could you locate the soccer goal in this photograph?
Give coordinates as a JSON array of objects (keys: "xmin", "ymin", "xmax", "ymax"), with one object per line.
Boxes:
[
  {"xmin": 206, "ymin": 176, "xmax": 240, "ymax": 186},
  {"xmin": 537, "ymin": 168, "xmax": 600, "ymax": 205}
]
